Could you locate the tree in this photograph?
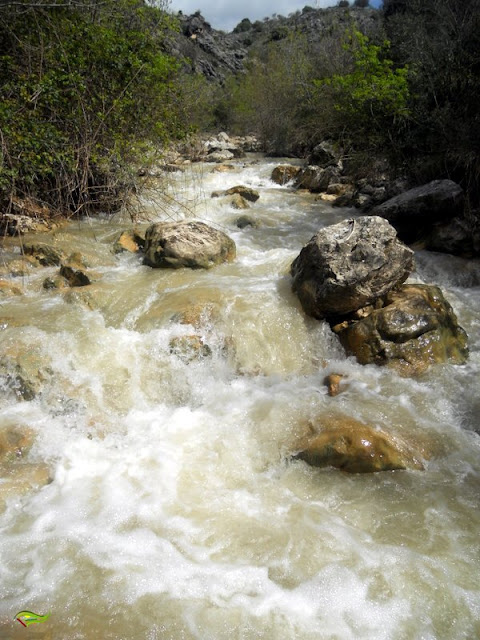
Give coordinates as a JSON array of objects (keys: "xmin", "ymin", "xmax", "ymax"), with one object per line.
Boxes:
[
  {"xmin": 383, "ymin": 0, "xmax": 480, "ymax": 193},
  {"xmin": 314, "ymin": 28, "xmax": 409, "ymax": 154}
]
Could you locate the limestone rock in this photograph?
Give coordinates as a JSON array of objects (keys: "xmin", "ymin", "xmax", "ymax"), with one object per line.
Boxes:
[
  {"xmin": 0, "ymin": 425, "xmax": 35, "ymax": 463},
  {"xmin": 236, "ymin": 215, "xmax": 259, "ymax": 229},
  {"xmin": 0, "ymin": 346, "xmax": 52, "ymax": 400},
  {"xmin": 295, "ymin": 415, "xmax": 424, "ymax": 473},
  {"xmin": 323, "ymin": 373, "xmax": 347, "ymax": 397},
  {"xmin": 169, "ymin": 335, "xmax": 212, "ymax": 362},
  {"xmin": 225, "ymin": 194, "xmax": 250, "ymax": 210},
  {"xmin": 294, "ymin": 165, "xmax": 339, "ymax": 193},
  {"xmin": 291, "ymin": 217, "xmax": 415, "ymax": 319},
  {"xmin": 0, "ymin": 463, "xmax": 51, "ymax": 511},
  {"xmin": 143, "ymin": 220, "xmax": 236, "ymax": 269},
  {"xmin": 0, "ymin": 280, "xmax": 22, "ymax": 296},
  {"xmin": 371, "ymin": 179, "xmax": 464, "ymax": 244},
  {"xmin": 43, "ymin": 275, "xmax": 69, "ymax": 290},
  {"xmin": 24, "ymin": 243, "xmax": 64, "ymax": 266},
  {"xmin": 205, "ymin": 150, "xmax": 235, "ymax": 163},
  {"xmin": 308, "ymin": 141, "xmax": 340, "ymax": 167},
  {"xmin": 333, "ymin": 284, "xmax": 468, "ymax": 376},
  {"xmin": 113, "ymin": 230, "xmax": 144, "ymax": 254},
  {"xmin": 211, "ymin": 164, "xmax": 236, "ymax": 173},
  {"xmin": 212, "ymin": 185, "xmax": 260, "ymax": 202},
  {"xmin": 59, "ymin": 264, "xmax": 91, "ymax": 287},
  {"xmin": 271, "ymin": 165, "xmax": 301, "ymax": 185}
]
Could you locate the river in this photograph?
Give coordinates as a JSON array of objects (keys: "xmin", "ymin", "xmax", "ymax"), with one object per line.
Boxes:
[{"xmin": 0, "ymin": 157, "xmax": 479, "ymax": 639}]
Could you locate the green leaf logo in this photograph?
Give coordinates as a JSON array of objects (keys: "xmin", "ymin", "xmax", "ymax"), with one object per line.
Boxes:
[{"xmin": 15, "ymin": 611, "xmax": 51, "ymax": 627}]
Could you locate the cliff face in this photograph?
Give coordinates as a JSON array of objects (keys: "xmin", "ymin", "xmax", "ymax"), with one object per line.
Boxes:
[{"xmin": 168, "ymin": 6, "xmax": 383, "ymax": 83}]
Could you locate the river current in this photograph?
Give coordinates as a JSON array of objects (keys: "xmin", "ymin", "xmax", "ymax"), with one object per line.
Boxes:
[{"xmin": 0, "ymin": 157, "xmax": 479, "ymax": 639}]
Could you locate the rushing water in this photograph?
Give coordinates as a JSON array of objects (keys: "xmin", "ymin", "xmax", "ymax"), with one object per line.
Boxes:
[{"xmin": 0, "ymin": 157, "xmax": 479, "ymax": 639}]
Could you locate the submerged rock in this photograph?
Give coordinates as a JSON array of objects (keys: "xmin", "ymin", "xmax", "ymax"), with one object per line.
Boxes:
[
  {"xmin": 295, "ymin": 415, "xmax": 424, "ymax": 473},
  {"xmin": 0, "ymin": 280, "xmax": 22, "ymax": 296},
  {"xmin": 0, "ymin": 346, "xmax": 52, "ymax": 400},
  {"xmin": 235, "ymin": 215, "xmax": 259, "ymax": 229},
  {"xmin": 212, "ymin": 185, "xmax": 260, "ymax": 202},
  {"xmin": 371, "ymin": 179, "xmax": 464, "ymax": 244},
  {"xmin": 59, "ymin": 264, "xmax": 91, "ymax": 287},
  {"xmin": 224, "ymin": 193, "xmax": 250, "ymax": 210},
  {"xmin": 0, "ymin": 425, "xmax": 35, "ymax": 462},
  {"xmin": 143, "ymin": 220, "xmax": 236, "ymax": 269},
  {"xmin": 291, "ymin": 217, "xmax": 414, "ymax": 319},
  {"xmin": 333, "ymin": 284, "xmax": 468, "ymax": 376},
  {"xmin": 323, "ymin": 373, "xmax": 347, "ymax": 397},
  {"xmin": 24, "ymin": 243, "xmax": 65, "ymax": 266},
  {"xmin": 294, "ymin": 165, "xmax": 340, "ymax": 193},
  {"xmin": 271, "ymin": 165, "xmax": 300, "ymax": 185},
  {"xmin": 169, "ymin": 335, "xmax": 212, "ymax": 362},
  {"xmin": 113, "ymin": 230, "xmax": 144, "ymax": 254}
]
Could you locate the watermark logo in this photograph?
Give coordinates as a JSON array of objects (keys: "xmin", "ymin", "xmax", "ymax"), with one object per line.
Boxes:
[{"xmin": 14, "ymin": 611, "xmax": 50, "ymax": 627}]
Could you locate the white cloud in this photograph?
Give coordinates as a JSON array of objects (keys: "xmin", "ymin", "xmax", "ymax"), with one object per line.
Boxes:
[{"xmin": 168, "ymin": 0, "xmax": 341, "ymax": 32}]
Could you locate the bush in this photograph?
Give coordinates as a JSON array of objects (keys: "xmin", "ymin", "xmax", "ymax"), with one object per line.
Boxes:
[{"xmin": 0, "ymin": 0, "xmax": 188, "ymax": 216}]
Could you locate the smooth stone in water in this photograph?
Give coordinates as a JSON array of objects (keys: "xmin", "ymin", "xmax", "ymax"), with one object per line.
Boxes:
[
  {"xmin": 333, "ymin": 284, "xmax": 468, "ymax": 376},
  {"xmin": 295, "ymin": 415, "xmax": 425, "ymax": 473},
  {"xmin": 143, "ymin": 220, "xmax": 236, "ymax": 269}
]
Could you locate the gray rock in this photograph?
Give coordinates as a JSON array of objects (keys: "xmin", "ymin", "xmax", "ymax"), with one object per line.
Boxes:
[
  {"xmin": 425, "ymin": 217, "xmax": 476, "ymax": 257},
  {"xmin": 294, "ymin": 165, "xmax": 339, "ymax": 193},
  {"xmin": 290, "ymin": 216, "xmax": 414, "ymax": 319},
  {"xmin": 205, "ymin": 150, "xmax": 235, "ymax": 163},
  {"xmin": 143, "ymin": 220, "xmax": 236, "ymax": 269},
  {"xmin": 371, "ymin": 179, "xmax": 464, "ymax": 244},
  {"xmin": 235, "ymin": 215, "xmax": 258, "ymax": 229},
  {"xmin": 308, "ymin": 141, "xmax": 339, "ymax": 167}
]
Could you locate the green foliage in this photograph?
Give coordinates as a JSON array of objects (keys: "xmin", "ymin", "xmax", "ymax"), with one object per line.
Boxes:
[
  {"xmin": 221, "ymin": 32, "xmax": 317, "ymax": 154},
  {"xmin": 0, "ymin": 0, "xmax": 189, "ymax": 215},
  {"xmin": 318, "ymin": 30, "xmax": 409, "ymax": 127}
]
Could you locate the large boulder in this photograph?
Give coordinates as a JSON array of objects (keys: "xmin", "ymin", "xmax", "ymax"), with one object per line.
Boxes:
[
  {"xmin": 307, "ymin": 141, "xmax": 340, "ymax": 167},
  {"xmin": 295, "ymin": 415, "xmax": 425, "ymax": 473},
  {"xmin": 294, "ymin": 165, "xmax": 339, "ymax": 193},
  {"xmin": 370, "ymin": 179, "xmax": 464, "ymax": 244},
  {"xmin": 332, "ymin": 284, "xmax": 468, "ymax": 376},
  {"xmin": 290, "ymin": 217, "xmax": 415, "ymax": 320},
  {"xmin": 143, "ymin": 220, "xmax": 236, "ymax": 269}
]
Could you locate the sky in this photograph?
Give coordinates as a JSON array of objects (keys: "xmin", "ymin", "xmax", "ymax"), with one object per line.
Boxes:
[{"xmin": 168, "ymin": 0, "xmax": 382, "ymax": 33}]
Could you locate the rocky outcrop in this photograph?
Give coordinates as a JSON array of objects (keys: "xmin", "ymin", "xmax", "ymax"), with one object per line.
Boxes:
[
  {"xmin": 211, "ymin": 185, "xmax": 260, "ymax": 202},
  {"xmin": 332, "ymin": 284, "xmax": 468, "ymax": 376},
  {"xmin": 24, "ymin": 243, "xmax": 65, "ymax": 266},
  {"xmin": 290, "ymin": 217, "xmax": 415, "ymax": 319},
  {"xmin": 294, "ymin": 165, "xmax": 340, "ymax": 193},
  {"xmin": 271, "ymin": 165, "xmax": 300, "ymax": 185},
  {"xmin": 295, "ymin": 415, "xmax": 424, "ymax": 473},
  {"xmin": 143, "ymin": 220, "xmax": 236, "ymax": 269},
  {"xmin": 370, "ymin": 179, "xmax": 464, "ymax": 244}
]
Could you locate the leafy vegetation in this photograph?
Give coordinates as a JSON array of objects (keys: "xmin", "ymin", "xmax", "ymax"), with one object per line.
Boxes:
[{"xmin": 0, "ymin": 0, "xmax": 189, "ymax": 216}]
